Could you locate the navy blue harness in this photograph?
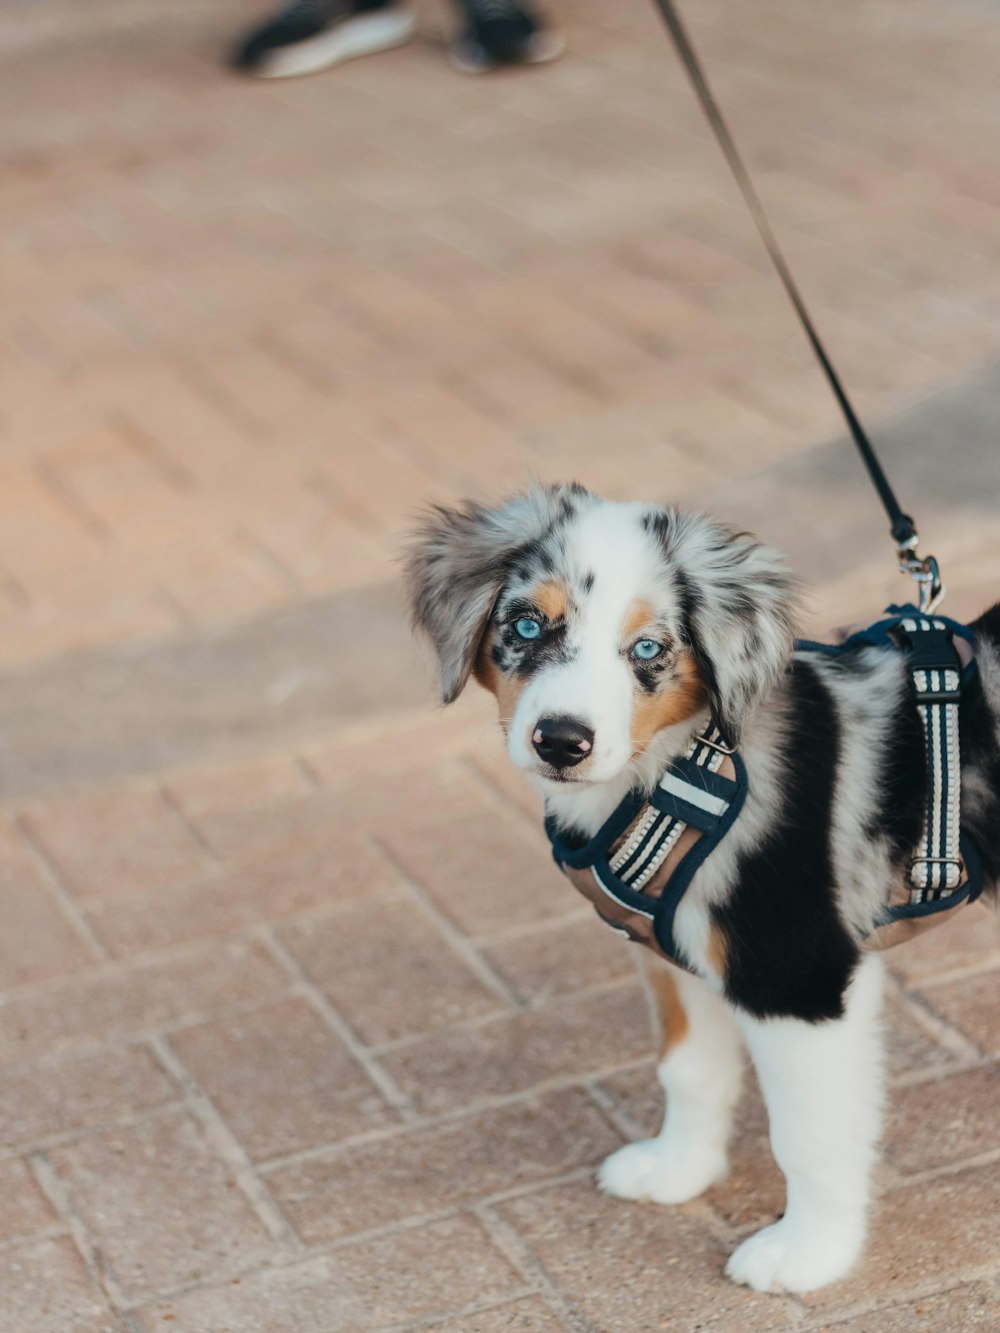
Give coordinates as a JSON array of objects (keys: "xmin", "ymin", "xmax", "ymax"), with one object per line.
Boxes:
[
  {"xmin": 802, "ymin": 605, "xmax": 984, "ymax": 926},
  {"xmin": 545, "ymin": 606, "xmax": 983, "ymax": 971},
  {"xmin": 546, "ymin": 726, "xmax": 747, "ymax": 967}
]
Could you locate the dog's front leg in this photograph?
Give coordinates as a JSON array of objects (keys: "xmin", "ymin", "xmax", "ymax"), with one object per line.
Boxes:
[
  {"xmin": 599, "ymin": 956, "xmax": 743, "ymax": 1204},
  {"xmin": 726, "ymin": 954, "xmax": 885, "ymax": 1294}
]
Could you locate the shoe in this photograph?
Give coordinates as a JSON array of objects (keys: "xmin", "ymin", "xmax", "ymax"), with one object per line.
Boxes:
[
  {"xmin": 232, "ymin": 0, "xmax": 417, "ymax": 78},
  {"xmin": 450, "ymin": 0, "xmax": 564, "ymax": 73}
]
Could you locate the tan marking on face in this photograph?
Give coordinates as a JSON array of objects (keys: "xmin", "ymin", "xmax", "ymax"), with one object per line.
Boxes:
[
  {"xmin": 630, "ymin": 650, "xmax": 708, "ymax": 754},
  {"xmin": 530, "ymin": 578, "xmax": 569, "ymax": 623},
  {"xmin": 644, "ymin": 960, "xmax": 690, "ymax": 1057},
  {"xmin": 473, "ymin": 630, "xmax": 528, "ymax": 731},
  {"xmin": 623, "ymin": 597, "xmax": 656, "ymax": 642}
]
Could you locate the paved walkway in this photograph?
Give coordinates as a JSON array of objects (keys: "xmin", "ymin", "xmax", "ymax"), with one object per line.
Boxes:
[{"xmin": 1, "ymin": 0, "xmax": 999, "ymax": 1328}]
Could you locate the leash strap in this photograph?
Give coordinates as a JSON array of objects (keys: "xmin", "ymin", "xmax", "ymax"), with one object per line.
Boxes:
[
  {"xmin": 897, "ymin": 617, "xmax": 964, "ymax": 897},
  {"xmin": 648, "ymin": 0, "xmax": 917, "ymax": 549}
]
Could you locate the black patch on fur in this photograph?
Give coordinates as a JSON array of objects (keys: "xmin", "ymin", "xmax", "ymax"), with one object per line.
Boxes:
[
  {"xmin": 632, "ymin": 663, "xmax": 662, "ymax": 694},
  {"xmin": 494, "ymin": 600, "xmax": 574, "ymax": 679},
  {"xmin": 962, "ymin": 605, "xmax": 1000, "ymax": 885},
  {"xmin": 712, "ymin": 658, "xmax": 859, "ymax": 1022},
  {"xmin": 641, "ymin": 509, "xmax": 669, "ymax": 538},
  {"xmin": 582, "ymin": 570, "xmax": 595, "ymax": 594},
  {"xmin": 511, "ymin": 631, "xmax": 573, "ymax": 676},
  {"xmin": 505, "ymin": 513, "xmax": 575, "ymax": 596},
  {"xmin": 973, "ymin": 601, "xmax": 1000, "ymax": 645},
  {"xmin": 631, "ymin": 653, "xmax": 671, "ymax": 694}
]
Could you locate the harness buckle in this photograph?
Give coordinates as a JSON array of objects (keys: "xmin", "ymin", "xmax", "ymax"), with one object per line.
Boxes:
[
  {"xmin": 699, "ymin": 733, "xmax": 736, "ymax": 755},
  {"xmin": 908, "ymin": 855, "xmax": 965, "ymax": 889},
  {"xmin": 914, "ymin": 687, "xmax": 962, "ymax": 705}
]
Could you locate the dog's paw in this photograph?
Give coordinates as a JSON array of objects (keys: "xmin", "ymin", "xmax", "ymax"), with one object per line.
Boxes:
[
  {"xmin": 597, "ymin": 1139, "xmax": 727, "ymax": 1205},
  {"xmin": 725, "ymin": 1218, "xmax": 862, "ymax": 1293}
]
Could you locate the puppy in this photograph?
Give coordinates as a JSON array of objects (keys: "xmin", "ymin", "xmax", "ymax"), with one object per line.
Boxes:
[{"xmin": 404, "ymin": 483, "xmax": 1000, "ymax": 1294}]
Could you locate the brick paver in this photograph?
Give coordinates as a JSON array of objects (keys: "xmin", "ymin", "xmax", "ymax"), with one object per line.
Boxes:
[{"xmin": 2, "ymin": 0, "xmax": 1000, "ymax": 1328}]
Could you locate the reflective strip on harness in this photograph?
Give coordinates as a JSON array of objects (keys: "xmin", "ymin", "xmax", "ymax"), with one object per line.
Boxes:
[
  {"xmin": 605, "ymin": 730, "xmax": 726, "ymax": 892},
  {"xmin": 902, "ymin": 617, "xmax": 964, "ymax": 899},
  {"xmin": 658, "ymin": 771, "xmax": 729, "ymax": 816},
  {"xmin": 592, "ymin": 864, "xmax": 655, "ymax": 918}
]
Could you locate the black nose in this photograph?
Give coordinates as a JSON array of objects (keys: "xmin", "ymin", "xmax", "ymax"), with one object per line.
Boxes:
[{"xmin": 532, "ymin": 715, "xmax": 595, "ymax": 770}]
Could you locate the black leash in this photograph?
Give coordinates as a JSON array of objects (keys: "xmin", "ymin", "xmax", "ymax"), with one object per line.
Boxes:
[{"xmin": 649, "ymin": 0, "xmax": 943, "ymax": 609}]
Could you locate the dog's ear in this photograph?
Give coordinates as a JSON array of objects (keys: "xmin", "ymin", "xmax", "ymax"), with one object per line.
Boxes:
[
  {"xmin": 404, "ymin": 486, "xmax": 579, "ymax": 704},
  {"xmin": 652, "ymin": 510, "xmax": 798, "ymax": 747}
]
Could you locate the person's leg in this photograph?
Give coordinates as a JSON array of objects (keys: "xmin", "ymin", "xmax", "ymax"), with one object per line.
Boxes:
[
  {"xmin": 231, "ymin": 0, "xmax": 417, "ymax": 78},
  {"xmin": 450, "ymin": 0, "xmax": 564, "ymax": 74}
]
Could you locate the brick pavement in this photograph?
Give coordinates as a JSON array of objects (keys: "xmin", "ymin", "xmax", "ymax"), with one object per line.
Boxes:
[{"xmin": 2, "ymin": 0, "xmax": 1000, "ymax": 1328}]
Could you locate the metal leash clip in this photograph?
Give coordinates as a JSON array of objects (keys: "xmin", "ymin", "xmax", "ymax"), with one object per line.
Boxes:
[{"xmin": 897, "ymin": 534, "xmax": 945, "ymax": 614}]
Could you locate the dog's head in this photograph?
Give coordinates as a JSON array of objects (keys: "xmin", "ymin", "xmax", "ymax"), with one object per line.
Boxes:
[{"xmin": 405, "ymin": 484, "xmax": 796, "ymax": 791}]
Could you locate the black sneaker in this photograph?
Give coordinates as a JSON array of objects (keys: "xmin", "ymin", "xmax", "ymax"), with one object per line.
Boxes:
[
  {"xmin": 231, "ymin": 0, "xmax": 417, "ymax": 78},
  {"xmin": 450, "ymin": 0, "xmax": 564, "ymax": 73}
]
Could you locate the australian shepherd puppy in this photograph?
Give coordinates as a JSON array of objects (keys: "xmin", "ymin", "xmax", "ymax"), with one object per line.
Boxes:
[{"xmin": 405, "ymin": 482, "xmax": 1000, "ymax": 1294}]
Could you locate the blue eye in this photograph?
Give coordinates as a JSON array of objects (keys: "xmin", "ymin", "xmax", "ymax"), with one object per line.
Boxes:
[
  {"xmin": 514, "ymin": 617, "xmax": 542, "ymax": 641},
  {"xmin": 632, "ymin": 639, "xmax": 663, "ymax": 661}
]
